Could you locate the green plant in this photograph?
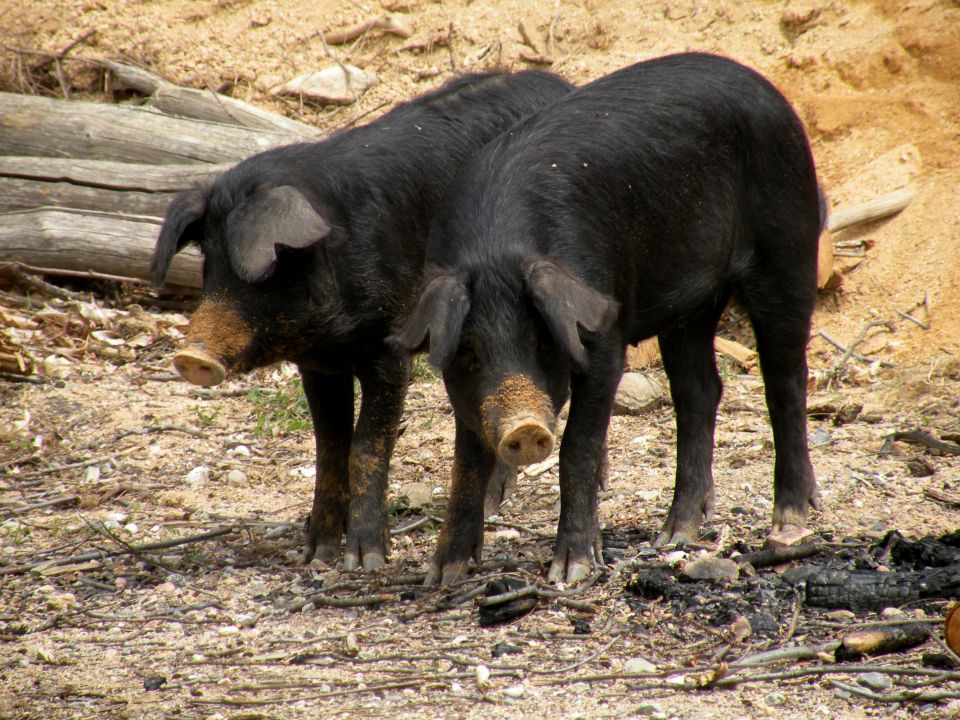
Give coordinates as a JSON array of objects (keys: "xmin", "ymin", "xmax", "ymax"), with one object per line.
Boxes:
[
  {"xmin": 411, "ymin": 355, "xmax": 438, "ymax": 381},
  {"xmin": 247, "ymin": 376, "xmax": 312, "ymax": 437},
  {"xmin": 193, "ymin": 404, "xmax": 220, "ymax": 427}
]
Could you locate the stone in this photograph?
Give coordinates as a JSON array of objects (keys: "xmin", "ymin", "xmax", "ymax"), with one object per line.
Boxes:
[
  {"xmin": 399, "ymin": 482, "xmax": 434, "ymax": 509},
  {"xmin": 680, "ymin": 556, "xmax": 740, "ymax": 584},
  {"xmin": 272, "ymin": 64, "xmax": 378, "ymax": 105},
  {"xmin": 613, "ymin": 372, "xmax": 665, "ymax": 415},
  {"xmin": 624, "ymin": 657, "xmax": 657, "ymax": 674},
  {"xmin": 857, "ymin": 672, "xmax": 892, "ymax": 691}
]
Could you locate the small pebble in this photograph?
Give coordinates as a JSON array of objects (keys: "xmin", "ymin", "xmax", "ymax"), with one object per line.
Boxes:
[
  {"xmin": 857, "ymin": 672, "xmax": 892, "ymax": 691},
  {"xmin": 225, "ymin": 469, "xmax": 247, "ymax": 485},
  {"xmin": 475, "ymin": 664, "xmax": 491, "ymax": 690},
  {"xmin": 764, "ymin": 692, "xmax": 786, "ymax": 706},
  {"xmin": 502, "ymin": 685, "xmax": 525, "ymax": 699},
  {"xmin": 881, "ymin": 607, "xmax": 907, "ymax": 618},
  {"xmin": 624, "ymin": 657, "xmax": 657, "ymax": 675},
  {"xmin": 184, "ymin": 466, "xmax": 209, "ymax": 487},
  {"xmin": 217, "ymin": 625, "xmax": 240, "ymax": 636}
]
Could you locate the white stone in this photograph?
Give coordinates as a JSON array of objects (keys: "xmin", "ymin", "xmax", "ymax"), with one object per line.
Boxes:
[
  {"xmin": 184, "ymin": 466, "xmax": 209, "ymax": 487},
  {"xmin": 624, "ymin": 657, "xmax": 657, "ymax": 674},
  {"xmin": 272, "ymin": 64, "xmax": 378, "ymax": 105}
]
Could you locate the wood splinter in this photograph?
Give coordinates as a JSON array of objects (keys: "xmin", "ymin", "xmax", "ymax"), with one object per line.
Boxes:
[
  {"xmin": 322, "ymin": 14, "xmax": 413, "ymax": 46},
  {"xmin": 835, "ymin": 622, "xmax": 931, "ymax": 661}
]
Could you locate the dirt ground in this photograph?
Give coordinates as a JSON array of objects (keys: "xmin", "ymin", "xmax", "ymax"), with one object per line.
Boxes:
[{"xmin": 2, "ymin": 1, "xmax": 960, "ymax": 718}]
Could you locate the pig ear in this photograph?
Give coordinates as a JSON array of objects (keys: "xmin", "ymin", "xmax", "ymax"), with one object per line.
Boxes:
[
  {"xmin": 388, "ymin": 274, "xmax": 471, "ymax": 368},
  {"xmin": 227, "ymin": 185, "xmax": 332, "ymax": 283},
  {"xmin": 152, "ymin": 186, "xmax": 208, "ymax": 287},
  {"xmin": 523, "ymin": 259, "xmax": 618, "ymax": 372}
]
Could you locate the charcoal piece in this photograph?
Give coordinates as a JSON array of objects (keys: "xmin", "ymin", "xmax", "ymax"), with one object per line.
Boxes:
[
  {"xmin": 805, "ymin": 564, "xmax": 960, "ymax": 611},
  {"xmin": 477, "ymin": 577, "xmax": 539, "ymax": 627}
]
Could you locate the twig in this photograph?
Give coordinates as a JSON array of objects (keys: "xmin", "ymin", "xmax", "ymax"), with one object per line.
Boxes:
[
  {"xmin": 833, "ymin": 320, "xmax": 896, "ymax": 374},
  {"xmin": 816, "ymin": 331, "xmax": 895, "ymax": 368},
  {"xmin": 320, "ymin": 14, "xmax": 412, "ymax": 45},
  {"xmin": 0, "ymin": 261, "xmax": 150, "ymax": 287},
  {"xmin": 188, "ymin": 679, "xmax": 426, "ymax": 707},
  {"xmin": 292, "ymin": 593, "xmax": 393, "ymax": 610},
  {"xmin": 27, "ymin": 29, "xmax": 98, "ymax": 72},
  {"xmin": 0, "ymin": 494, "xmax": 79, "ymax": 517},
  {"xmin": 829, "ymin": 679, "xmax": 960, "ymax": 703},
  {"xmin": 9, "ymin": 446, "xmax": 142, "ymax": 480},
  {"xmin": 0, "ymin": 526, "xmax": 237, "ymax": 575},
  {"xmin": 114, "ymin": 424, "xmax": 208, "ymax": 440},
  {"xmin": 0, "ymin": 263, "xmax": 90, "ymax": 301},
  {"xmin": 896, "ymin": 309, "xmax": 930, "ymax": 330}
]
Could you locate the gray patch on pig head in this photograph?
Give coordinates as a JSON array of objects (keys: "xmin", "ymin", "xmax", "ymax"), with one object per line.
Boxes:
[
  {"xmin": 522, "ymin": 259, "xmax": 618, "ymax": 372},
  {"xmin": 387, "ymin": 273, "xmax": 470, "ymax": 368},
  {"xmin": 226, "ymin": 185, "xmax": 332, "ymax": 283}
]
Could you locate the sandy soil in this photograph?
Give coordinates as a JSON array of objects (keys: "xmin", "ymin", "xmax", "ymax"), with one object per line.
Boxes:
[{"xmin": 2, "ymin": 1, "xmax": 959, "ymax": 718}]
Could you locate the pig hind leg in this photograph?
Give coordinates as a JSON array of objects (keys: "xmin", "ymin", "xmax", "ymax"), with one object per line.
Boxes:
[
  {"xmin": 654, "ymin": 299, "xmax": 728, "ymax": 546},
  {"xmin": 737, "ymin": 247, "xmax": 818, "ymax": 536}
]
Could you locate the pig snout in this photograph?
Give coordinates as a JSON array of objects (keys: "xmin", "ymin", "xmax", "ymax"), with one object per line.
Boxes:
[
  {"xmin": 498, "ymin": 414, "xmax": 555, "ymax": 467},
  {"xmin": 481, "ymin": 375, "xmax": 556, "ymax": 468},
  {"xmin": 173, "ymin": 345, "xmax": 226, "ymax": 387}
]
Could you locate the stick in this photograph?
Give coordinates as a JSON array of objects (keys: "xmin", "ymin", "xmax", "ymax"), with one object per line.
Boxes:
[
  {"xmin": 0, "ymin": 527, "xmax": 237, "ymax": 575},
  {"xmin": 739, "ymin": 542, "xmax": 823, "ymax": 569},
  {"xmin": 828, "ymin": 186, "xmax": 916, "ymax": 233},
  {"xmin": 28, "ymin": 29, "xmax": 98, "ymax": 72},
  {"xmin": 321, "ymin": 14, "xmax": 413, "ymax": 45}
]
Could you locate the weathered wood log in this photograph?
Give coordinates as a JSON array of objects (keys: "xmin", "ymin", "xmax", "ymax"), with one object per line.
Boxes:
[
  {"xmin": 0, "ymin": 91, "xmax": 302, "ymax": 164},
  {"xmin": 104, "ymin": 61, "xmax": 320, "ymax": 137},
  {"xmin": 827, "ymin": 186, "xmax": 916, "ymax": 233},
  {"xmin": 0, "ymin": 156, "xmax": 228, "ymax": 216},
  {"xmin": 804, "ymin": 564, "xmax": 960, "ymax": 612},
  {"xmin": 835, "ymin": 622, "xmax": 931, "ymax": 661},
  {"xmin": 0, "ymin": 208, "xmax": 200, "ymax": 289}
]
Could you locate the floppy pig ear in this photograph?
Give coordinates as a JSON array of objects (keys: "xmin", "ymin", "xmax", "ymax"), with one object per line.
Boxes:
[
  {"xmin": 387, "ymin": 273, "xmax": 470, "ymax": 369},
  {"xmin": 523, "ymin": 259, "xmax": 617, "ymax": 372},
  {"xmin": 227, "ymin": 185, "xmax": 332, "ymax": 283},
  {"xmin": 152, "ymin": 186, "xmax": 208, "ymax": 287}
]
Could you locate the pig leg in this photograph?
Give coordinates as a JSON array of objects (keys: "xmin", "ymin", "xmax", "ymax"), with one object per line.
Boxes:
[
  {"xmin": 426, "ymin": 418, "xmax": 497, "ymax": 586},
  {"xmin": 548, "ymin": 346, "xmax": 623, "ymax": 584},
  {"xmin": 342, "ymin": 353, "xmax": 409, "ymax": 571},
  {"xmin": 301, "ymin": 368, "xmax": 354, "ymax": 563},
  {"xmin": 742, "ymin": 298, "xmax": 818, "ymax": 538},
  {"xmin": 654, "ymin": 304, "xmax": 726, "ymax": 547},
  {"xmin": 483, "ymin": 460, "xmax": 517, "ymax": 518}
]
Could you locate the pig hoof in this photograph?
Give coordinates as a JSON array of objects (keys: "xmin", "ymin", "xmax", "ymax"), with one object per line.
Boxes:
[
  {"xmin": 361, "ymin": 552, "xmax": 385, "ymax": 571},
  {"xmin": 307, "ymin": 543, "xmax": 338, "ymax": 564},
  {"xmin": 424, "ymin": 559, "xmax": 468, "ymax": 586},
  {"xmin": 547, "ymin": 559, "xmax": 593, "ymax": 584},
  {"xmin": 342, "ymin": 553, "xmax": 360, "ymax": 571},
  {"xmin": 653, "ymin": 529, "xmax": 696, "ymax": 548},
  {"xmin": 765, "ymin": 524, "xmax": 813, "ymax": 550}
]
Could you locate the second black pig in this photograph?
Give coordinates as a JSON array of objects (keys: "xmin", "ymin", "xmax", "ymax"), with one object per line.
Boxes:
[
  {"xmin": 151, "ymin": 70, "xmax": 574, "ymax": 571},
  {"xmin": 390, "ymin": 53, "xmax": 823, "ymax": 585}
]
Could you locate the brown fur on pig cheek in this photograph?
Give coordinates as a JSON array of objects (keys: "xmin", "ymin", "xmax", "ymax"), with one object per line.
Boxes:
[
  {"xmin": 185, "ymin": 299, "xmax": 254, "ymax": 367},
  {"xmin": 479, "ymin": 374, "xmax": 555, "ymax": 447}
]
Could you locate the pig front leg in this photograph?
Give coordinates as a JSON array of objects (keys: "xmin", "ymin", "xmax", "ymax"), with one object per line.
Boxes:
[
  {"xmin": 341, "ymin": 353, "xmax": 409, "ymax": 571},
  {"xmin": 548, "ymin": 350, "xmax": 623, "ymax": 584},
  {"xmin": 426, "ymin": 418, "xmax": 497, "ymax": 586},
  {"xmin": 301, "ymin": 368, "xmax": 354, "ymax": 563}
]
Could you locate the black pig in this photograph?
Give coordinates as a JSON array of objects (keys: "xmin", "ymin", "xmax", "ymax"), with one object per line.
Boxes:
[
  {"xmin": 390, "ymin": 53, "xmax": 822, "ymax": 585},
  {"xmin": 151, "ymin": 70, "xmax": 574, "ymax": 571}
]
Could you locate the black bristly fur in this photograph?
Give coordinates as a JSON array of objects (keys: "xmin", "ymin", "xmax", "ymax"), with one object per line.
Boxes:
[
  {"xmin": 393, "ymin": 52, "xmax": 822, "ymax": 585},
  {"xmin": 150, "ymin": 69, "xmax": 575, "ymax": 570}
]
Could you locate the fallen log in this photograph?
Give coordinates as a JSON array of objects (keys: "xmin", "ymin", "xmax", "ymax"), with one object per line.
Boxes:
[
  {"xmin": 0, "ymin": 91, "xmax": 301, "ymax": 164},
  {"xmin": 0, "ymin": 156, "xmax": 228, "ymax": 216},
  {"xmin": 104, "ymin": 61, "xmax": 320, "ymax": 137},
  {"xmin": 0, "ymin": 207, "xmax": 200, "ymax": 289}
]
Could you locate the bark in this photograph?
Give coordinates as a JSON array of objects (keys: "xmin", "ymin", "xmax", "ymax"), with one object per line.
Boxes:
[
  {"xmin": 0, "ymin": 207, "xmax": 201, "ymax": 289},
  {"xmin": 0, "ymin": 91, "xmax": 302, "ymax": 164},
  {"xmin": 804, "ymin": 564, "xmax": 960, "ymax": 611},
  {"xmin": 104, "ymin": 61, "xmax": 320, "ymax": 138},
  {"xmin": 0, "ymin": 156, "xmax": 229, "ymax": 216}
]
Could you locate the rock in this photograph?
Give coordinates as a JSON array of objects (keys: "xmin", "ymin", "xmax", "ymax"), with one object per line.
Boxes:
[
  {"xmin": 764, "ymin": 524, "xmax": 814, "ymax": 549},
  {"xmin": 624, "ymin": 657, "xmax": 657, "ymax": 674},
  {"xmin": 613, "ymin": 372, "xmax": 664, "ymax": 415},
  {"xmin": 475, "ymin": 664, "xmax": 491, "ymax": 690},
  {"xmin": 272, "ymin": 64, "xmax": 378, "ymax": 105},
  {"xmin": 680, "ymin": 556, "xmax": 739, "ymax": 584},
  {"xmin": 857, "ymin": 672, "xmax": 892, "ymax": 691},
  {"xmin": 225, "ymin": 469, "xmax": 247, "ymax": 485},
  {"xmin": 825, "ymin": 609, "xmax": 855, "ymax": 621},
  {"xmin": 399, "ymin": 481, "xmax": 434, "ymax": 509},
  {"xmin": 729, "ymin": 615, "xmax": 753, "ymax": 642},
  {"xmin": 502, "ymin": 685, "xmax": 525, "ymax": 699},
  {"xmin": 184, "ymin": 465, "xmax": 209, "ymax": 487},
  {"xmin": 764, "ymin": 691, "xmax": 786, "ymax": 706}
]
